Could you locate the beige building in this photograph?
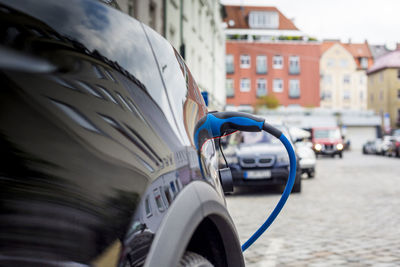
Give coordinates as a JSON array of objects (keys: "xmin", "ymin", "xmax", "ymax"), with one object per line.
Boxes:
[
  {"xmin": 367, "ymin": 50, "xmax": 400, "ymax": 130},
  {"xmin": 112, "ymin": 0, "xmax": 226, "ymax": 109},
  {"xmin": 320, "ymin": 41, "xmax": 373, "ymax": 110}
]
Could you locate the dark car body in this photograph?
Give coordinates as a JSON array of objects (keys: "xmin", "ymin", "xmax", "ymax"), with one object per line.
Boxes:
[
  {"xmin": 311, "ymin": 127, "xmax": 344, "ymax": 158},
  {"xmin": 0, "ymin": 1, "xmax": 244, "ymax": 266},
  {"xmin": 225, "ymin": 127, "xmax": 302, "ymax": 193}
]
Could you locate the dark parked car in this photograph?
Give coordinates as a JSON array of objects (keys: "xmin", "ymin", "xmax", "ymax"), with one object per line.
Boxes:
[
  {"xmin": 0, "ymin": 1, "xmax": 244, "ymax": 266},
  {"xmin": 362, "ymin": 140, "xmax": 376, "ymax": 155},
  {"xmin": 223, "ymin": 126, "xmax": 302, "ymax": 193}
]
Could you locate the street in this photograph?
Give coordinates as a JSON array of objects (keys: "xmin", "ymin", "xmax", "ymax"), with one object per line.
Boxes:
[{"xmin": 226, "ymin": 151, "xmax": 400, "ymax": 266}]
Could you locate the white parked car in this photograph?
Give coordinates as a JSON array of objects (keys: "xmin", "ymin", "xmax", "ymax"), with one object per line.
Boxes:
[{"xmin": 295, "ymin": 141, "xmax": 316, "ymax": 178}]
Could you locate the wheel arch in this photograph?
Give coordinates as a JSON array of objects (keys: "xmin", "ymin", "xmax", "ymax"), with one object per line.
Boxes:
[{"xmin": 143, "ymin": 180, "xmax": 244, "ymax": 267}]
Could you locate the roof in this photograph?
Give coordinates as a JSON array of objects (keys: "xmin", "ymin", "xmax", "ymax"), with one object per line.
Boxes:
[
  {"xmin": 321, "ymin": 41, "xmax": 373, "ymax": 68},
  {"xmin": 369, "ymin": 45, "xmax": 391, "ymax": 59},
  {"xmin": 367, "ymin": 49, "xmax": 400, "ymax": 74},
  {"xmin": 223, "ymin": 5, "xmax": 298, "ymax": 31}
]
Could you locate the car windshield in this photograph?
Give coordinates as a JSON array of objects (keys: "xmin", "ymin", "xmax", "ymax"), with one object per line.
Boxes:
[
  {"xmin": 314, "ymin": 129, "xmax": 341, "ymax": 139},
  {"xmin": 240, "ymin": 126, "xmax": 290, "ymax": 145},
  {"xmin": 242, "ymin": 131, "xmax": 280, "ymax": 145}
]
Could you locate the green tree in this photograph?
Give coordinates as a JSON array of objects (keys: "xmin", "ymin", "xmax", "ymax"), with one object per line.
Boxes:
[{"xmin": 256, "ymin": 95, "xmax": 280, "ymax": 110}]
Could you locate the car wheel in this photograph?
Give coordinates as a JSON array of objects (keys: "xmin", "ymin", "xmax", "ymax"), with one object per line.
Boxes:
[
  {"xmin": 339, "ymin": 152, "xmax": 343, "ymax": 158},
  {"xmin": 308, "ymin": 169, "xmax": 315, "ymax": 178},
  {"xmin": 178, "ymin": 251, "xmax": 213, "ymax": 267}
]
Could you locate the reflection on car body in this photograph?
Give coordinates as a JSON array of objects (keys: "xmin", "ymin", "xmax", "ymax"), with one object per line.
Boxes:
[{"xmin": 0, "ymin": 1, "xmax": 244, "ymax": 266}]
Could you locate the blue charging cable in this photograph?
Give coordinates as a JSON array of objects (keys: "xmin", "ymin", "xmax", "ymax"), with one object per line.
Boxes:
[{"xmin": 194, "ymin": 111, "xmax": 296, "ymax": 252}]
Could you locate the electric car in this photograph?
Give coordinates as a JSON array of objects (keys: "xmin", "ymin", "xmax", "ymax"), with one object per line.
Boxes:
[
  {"xmin": 0, "ymin": 1, "xmax": 244, "ymax": 266},
  {"xmin": 223, "ymin": 126, "xmax": 302, "ymax": 193}
]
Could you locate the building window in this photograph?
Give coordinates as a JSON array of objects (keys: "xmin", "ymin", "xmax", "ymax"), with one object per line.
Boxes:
[
  {"xmin": 226, "ymin": 54, "xmax": 234, "ymax": 74},
  {"xmin": 360, "ymin": 91, "xmax": 364, "ymax": 100},
  {"xmin": 398, "ymin": 89, "xmax": 400, "ymax": 99},
  {"xmin": 240, "ymin": 55, "xmax": 250, "ymax": 68},
  {"xmin": 398, "ymin": 70, "xmax": 400, "ymax": 79},
  {"xmin": 289, "ymin": 56, "xmax": 300, "ymax": 74},
  {"xmin": 343, "ymin": 90, "xmax": 350, "ymax": 100},
  {"xmin": 343, "ymin": 74, "xmax": 351, "ymax": 84},
  {"xmin": 379, "ymin": 90, "xmax": 384, "ymax": 101},
  {"xmin": 273, "ymin": 55, "xmax": 283, "ymax": 69},
  {"xmin": 289, "ymin": 79, "xmax": 300, "ymax": 98},
  {"xmin": 321, "ymin": 90, "xmax": 332, "ymax": 100},
  {"xmin": 327, "ymin": 58, "xmax": 335, "ymax": 67},
  {"xmin": 340, "ymin": 59, "xmax": 348, "ymax": 68},
  {"xmin": 226, "ymin": 79, "xmax": 234, "ymax": 97},
  {"xmin": 273, "ymin": 79, "xmax": 283, "ymax": 92},
  {"xmin": 324, "ymin": 74, "xmax": 332, "ymax": 84},
  {"xmin": 240, "ymin": 78, "xmax": 250, "ymax": 92},
  {"xmin": 379, "ymin": 72, "xmax": 384, "ymax": 82},
  {"xmin": 256, "ymin": 55, "xmax": 267, "ymax": 74},
  {"xmin": 370, "ymin": 93, "xmax": 374, "ymax": 103},
  {"xmin": 256, "ymin": 78, "xmax": 267, "ymax": 97},
  {"xmin": 248, "ymin": 11, "xmax": 279, "ymax": 29},
  {"xmin": 360, "ymin": 57, "xmax": 368, "ymax": 69}
]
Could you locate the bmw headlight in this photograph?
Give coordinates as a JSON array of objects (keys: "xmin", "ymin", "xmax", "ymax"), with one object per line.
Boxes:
[{"xmin": 277, "ymin": 153, "xmax": 289, "ymax": 164}]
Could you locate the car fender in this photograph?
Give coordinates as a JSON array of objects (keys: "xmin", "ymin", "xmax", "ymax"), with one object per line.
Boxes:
[{"xmin": 144, "ymin": 180, "xmax": 244, "ymax": 267}]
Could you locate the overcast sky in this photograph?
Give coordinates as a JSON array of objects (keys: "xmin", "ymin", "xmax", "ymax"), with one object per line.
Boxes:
[{"xmin": 220, "ymin": 0, "xmax": 399, "ymax": 48}]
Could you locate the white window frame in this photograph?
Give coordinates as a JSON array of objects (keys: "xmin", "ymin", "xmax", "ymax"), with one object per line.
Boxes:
[
  {"xmin": 273, "ymin": 55, "xmax": 283, "ymax": 69},
  {"xmin": 360, "ymin": 57, "xmax": 368, "ymax": 69},
  {"xmin": 289, "ymin": 56, "xmax": 300, "ymax": 74},
  {"xmin": 240, "ymin": 78, "xmax": 250, "ymax": 92},
  {"xmin": 256, "ymin": 55, "xmax": 267, "ymax": 74},
  {"xmin": 240, "ymin": 54, "xmax": 251, "ymax": 69},
  {"xmin": 343, "ymin": 90, "xmax": 351, "ymax": 100},
  {"xmin": 226, "ymin": 78, "xmax": 234, "ymax": 97},
  {"xmin": 256, "ymin": 78, "xmax": 267, "ymax": 97},
  {"xmin": 343, "ymin": 74, "xmax": 351, "ymax": 84},
  {"xmin": 289, "ymin": 79, "xmax": 300, "ymax": 98},
  {"xmin": 273, "ymin": 79, "xmax": 283, "ymax": 93},
  {"xmin": 226, "ymin": 54, "xmax": 234, "ymax": 73},
  {"xmin": 248, "ymin": 11, "xmax": 279, "ymax": 29}
]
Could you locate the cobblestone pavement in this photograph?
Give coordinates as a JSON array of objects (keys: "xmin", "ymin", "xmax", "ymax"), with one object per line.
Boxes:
[{"xmin": 226, "ymin": 151, "xmax": 400, "ymax": 266}]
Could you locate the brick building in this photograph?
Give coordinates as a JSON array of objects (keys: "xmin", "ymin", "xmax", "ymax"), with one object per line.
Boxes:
[{"xmin": 223, "ymin": 5, "xmax": 321, "ymax": 110}]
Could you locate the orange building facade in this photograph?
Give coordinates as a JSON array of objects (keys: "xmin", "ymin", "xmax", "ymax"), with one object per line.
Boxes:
[{"xmin": 225, "ymin": 41, "xmax": 321, "ymax": 108}]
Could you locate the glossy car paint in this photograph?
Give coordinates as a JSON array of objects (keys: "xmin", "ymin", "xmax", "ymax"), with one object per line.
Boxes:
[{"xmin": 0, "ymin": 1, "xmax": 243, "ymax": 266}]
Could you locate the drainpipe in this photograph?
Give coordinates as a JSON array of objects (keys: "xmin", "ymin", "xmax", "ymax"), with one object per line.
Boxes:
[
  {"xmin": 179, "ymin": 0, "xmax": 185, "ymax": 59},
  {"xmin": 163, "ymin": 0, "xmax": 167, "ymax": 37}
]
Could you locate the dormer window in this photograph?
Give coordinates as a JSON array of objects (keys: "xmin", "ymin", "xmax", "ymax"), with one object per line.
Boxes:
[{"xmin": 248, "ymin": 11, "xmax": 279, "ymax": 29}]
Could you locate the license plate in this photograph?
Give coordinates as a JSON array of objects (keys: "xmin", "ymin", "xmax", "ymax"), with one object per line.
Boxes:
[{"xmin": 244, "ymin": 170, "xmax": 271, "ymax": 179}]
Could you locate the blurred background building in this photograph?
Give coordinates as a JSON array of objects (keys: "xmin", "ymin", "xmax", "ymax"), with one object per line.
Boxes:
[
  {"xmin": 222, "ymin": 5, "xmax": 320, "ymax": 112},
  {"xmin": 367, "ymin": 49, "xmax": 400, "ymax": 131},
  {"xmin": 320, "ymin": 41, "xmax": 373, "ymax": 111},
  {"xmin": 113, "ymin": 0, "xmax": 226, "ymax": 110}
]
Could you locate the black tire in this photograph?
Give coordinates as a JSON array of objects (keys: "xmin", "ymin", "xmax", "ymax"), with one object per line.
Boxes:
[
  {"xmin": 339, "ymin": 152, "xmax": 343, "ymax": 158},
  {"xmin": 292, "ymin": 181, "xmax": 301, "ymax": 193},
  {"xmin": 308, "ymin": 169, "xmax": 315, "ymax": 178},
  {"xmin": 179, "ymin": 252, "xmax": 213, "ymax": 267}
]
